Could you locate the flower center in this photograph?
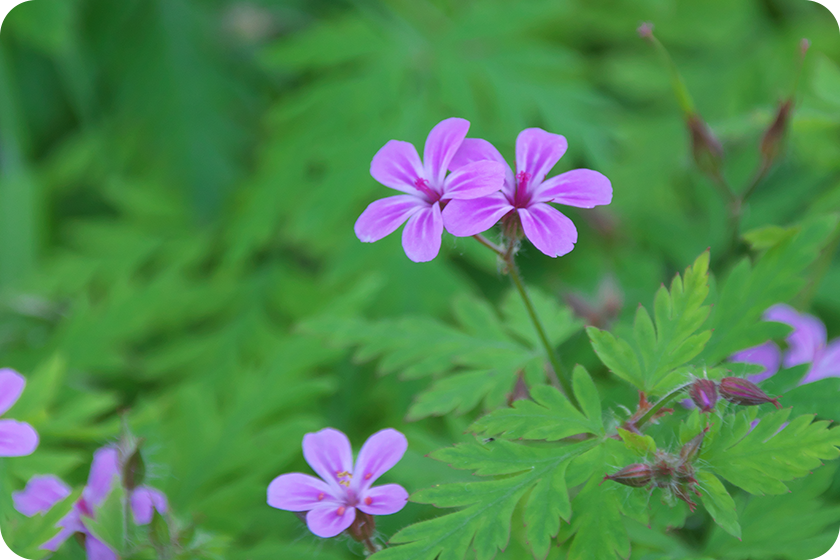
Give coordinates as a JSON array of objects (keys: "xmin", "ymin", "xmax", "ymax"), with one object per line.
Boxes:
[
  {"xmin": 513, "ymin": 171, "xmax": 532, "ymax": 207},
  {"xmin": 336, "ymin": 470, "xmax": 352, "ymax": 487},
  {"xmin": 413, "ymin": 177, "xmax": 440, "ymax": 202}
]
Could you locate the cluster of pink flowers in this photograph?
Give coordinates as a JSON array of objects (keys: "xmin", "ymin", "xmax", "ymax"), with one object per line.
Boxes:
[
  {"xmin": 355, "ymin": 118, "xmax": 612, "ymax": 262},
  {"xmin": 13, "ymin": 447, "xmax": 167, "ymax": 560}
]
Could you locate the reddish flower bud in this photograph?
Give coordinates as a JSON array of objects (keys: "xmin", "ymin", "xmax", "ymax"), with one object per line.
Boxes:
[
  {"xmin": 673, "ymin": 483, "xmax": 698, "ymax": 512},
  {"xmin": 348, "ymin": 510, "xmax": 376, "ymax": 543},
  {"xmin": 760, "ymin": 99, "xmax": 792, "ymax": 165},
  {"xmin": 719, "ymin": 377, "xmax": 781, "ymax": 408},
  {"xmin": 689, "ymin": 379, "xmax": 718, "ymax": 413},
  {"xmin": 603, "ymin": 464, "xmax": 652, "ymax": 488}
]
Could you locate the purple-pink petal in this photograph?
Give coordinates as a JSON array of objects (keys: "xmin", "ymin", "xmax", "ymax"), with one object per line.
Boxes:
[
  {"xmin": 13, "ymin": 475, "xmax": 71, "ymax": 517},
  {"xmin": 302, "ymin": 428, "xmax": 354, "ymax": 491},
  {"xmin": 370, "ymin": 140, "xmax": 425, "ymax": 195},
  {"xmin": 401, "ymin": 202, "xmax": 443, "ymax": 263},
  {"xmin": 0, "ymin": 368, "xmax": 25, "ymax": 416},
  {"xmin": 515, "ymin": 128, "xmax": 568, "ymax": 187},
  {"xmin": 730, "ymin": 341, "xmax": 781, "ymax": 383},
  {"xmin": 85, "ymin": 534, "xmax": 118, "ymax": 560},
  {"xmin": 357, "ymin": 483, "xmax": 409, "ymax": 516},
  {"xmin": 355, "ymin": 195, "xmax": 426, "ymax": 243},
  {"xmin": 442, "ymin": 193, "xmax": 513, "ymax": 237},
  {"xmin": 450, "ymin": 138, "xmax": 515, "ymax": 196},
  {"xmin": 534, "ymin": 169, "xmax": 613, "ymax": 208},
  {"xmin": 0, "ymin": 419, "xmax": 39, "ymax": 457},
  {"xmin": 130, "ymin": 486, "xmax": 168, "ymax": 525},
  {"xmin": 517, "ymin": 203, "xmax": 577, "ymax": 258},
  {"xmin": 352, "ymin": 429, "xmax": 408, "ymax": 493},
  {"xmin": 804, "ymin": 339, "xmax": 840, "ymax": 384},
  {"xmin": 764, "ymin": 304, "xmax": 826, "ymax": 367},
  {"xmin": 305, "ymin": 503, "xmax": 356, "ymax": 538},
  {"xmin": 83, "ymin": 447, "xmax": 119, "ymax": 508},
  {"xmin": 441, "ymin": 160, "xmax": 505, "ymax": 201},
  {"xmin": 42, "ymin": 508, "xmax": 85, "ymax": 551},
  {"xmin": 267, "ymin": 472, "xmax": 339, "ymax": 512},
  {"xmin": 423, "ymin": 118, "xmax": 469, "ymax": 189}
]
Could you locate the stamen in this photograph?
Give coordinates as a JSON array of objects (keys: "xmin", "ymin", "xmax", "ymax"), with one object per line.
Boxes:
[
  {"xmin": 514, "ymin": 171, "xmax": 532, "ymax": 206},
  {"xmin": 317, "ymin": 493, "xmax": 325, "ymax": 501},
  {"xmin": 413, "ymin": 177, "xmax": 439, "ymax": 201},
  {"xmin": 364, "ymin": 497, "xmax": 372, "ymax": 505},
  {"xmin": 364, "ymin": 473, "xmax": 372, "ymax": 480},
  {"xmin": 337, "ymin": 506, "xmax": 346, "ymax": 516}
]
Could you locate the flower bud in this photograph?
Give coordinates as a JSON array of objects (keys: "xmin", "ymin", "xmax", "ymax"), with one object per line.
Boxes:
[
  {"xmin": 123, "ymin": 446, "xmax": 146, "ymax": 491},
  {"xmin": 688, "ymin": 379, "xmax": 718, "ymax": 413},
  {"xmin": 719, "ymin": 377, "xmax": 781, "ymax": 408},
  {"xmin": 603, "ymin": 464, "xmax": 652, "ymax": 488},
  {"xmin": 673, "ymin": 483, "xmax": 698, "ymax": 512},
  {"xmin": 759, "ymin": 99, "xmax": 792, "ymax": 165},
  {"xmin": 679, "ymin": 427, "xmax": 709, "ymax": 464},
  {"xmin": 688, "ymin": 114, "xmax": 724, "ymax": 175}
]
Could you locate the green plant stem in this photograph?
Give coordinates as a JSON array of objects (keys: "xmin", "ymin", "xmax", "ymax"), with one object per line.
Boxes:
[
  {"xmin": 637, "ymin": 382, "xmax": 693, "ymax": 428},
  {"xmin": 471, "ymin": 234, "xmax": 577, "ymax": 407}
]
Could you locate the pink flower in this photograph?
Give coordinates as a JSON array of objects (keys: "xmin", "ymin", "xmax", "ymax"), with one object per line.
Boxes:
[
  {"xmin": 0, "ymin": 368, "xmax": 39, "ymax": 457},
  {"xmin": 442, "ymin": 128, "xmax": 612, "ymax": 257},
  {"xmin": 730, "ymin": 304, "xmax": 840, "ymax": 385},
  {"xmin": 12, "ymin": 447, "xmax": 168, "ymax": 560},
  {"xmin": 267, "ymin": 428, "xmax": 409, "ymax": 538},
  {"xmin": 355, "ymin": 118, "xmax": 506, "ymax": 262}
]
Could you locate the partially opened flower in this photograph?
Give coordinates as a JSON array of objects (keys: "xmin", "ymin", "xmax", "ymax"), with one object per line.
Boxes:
[
  {"xmin": 267, "ymin": 428, "xmax": 409, "ymax": 539},
  {"xmin": 442, "ymin": 128, "xmax": 612, "ymax": 257},
  {"xmin": 729, "ymin": 341, "xmax": 781, "ymax": 383},
  {"xmin": 0, "ymin": 368, "xmax": 39, "ymax": 457},
  {"xmin": 355, "ymin": 118, "xmax": 505, "ymax": 262},
  {"xmin": 12, "ymin": 446, "xmax": 168, "ymax": 560}
]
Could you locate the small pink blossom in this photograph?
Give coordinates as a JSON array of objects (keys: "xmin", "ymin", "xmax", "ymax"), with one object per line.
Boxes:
[
  {"xmin": 12, "ymin": 447, "xmax": 168, "ymax": 560},
  {"xmin": 442, "ymin": 128, "xmax": 612, "ymax": 257},
  {"xmin": 267, "ymin": 428, "xmax": 408, "ymax": 538},
  {"xmin": 355, "ymin": 118, "xmax": 506, "ymax": 262},
  {"xmin": 0, "ymin": 368, "xmax": 39, "ymax": 457}
]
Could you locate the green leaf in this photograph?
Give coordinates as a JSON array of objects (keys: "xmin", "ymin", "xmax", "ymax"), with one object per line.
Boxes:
[
  {"xmin": 703, "ymin": 409, "xmax": 840, "ymax": 495},
  {"xmin": 372, "ymin": 440, "xmax": 594, "ymax": 560},
  {"xmin": 565, "ymin": 474, "xmax": 629, "ymax": 560},
  {"xmin": 588, "ymin": 251, "xmax": 711, "ymax": 393},
  {"xmin": 470, "ymin": 369, "xmax": 604, "ymax": 440},
  {"xmin": 303, "ymin": 291, "xmax": 581, "ymax": 418},
  {"xmin": 696, "ymin": 471, "xmax": 740, "ymax": 539},
  {"xmin": 5, "ymin": 488, "xmax": 83, "ymax": 560},
  {"xmin": 617, "ymin": 428, "xmax": 657, "ymax": 456},
  {"xmin": 700, "ymin": 215, "xmax": 838, "ymax": 363},
  {"xmin": 84, "ymin": 475, "xmax": 127, "ymax": 554}
]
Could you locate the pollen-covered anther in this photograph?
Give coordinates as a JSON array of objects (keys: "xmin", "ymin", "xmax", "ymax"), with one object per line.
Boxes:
[{"xmin": 336, "ymin": 470, "xmax": 353, "ymax": 487}]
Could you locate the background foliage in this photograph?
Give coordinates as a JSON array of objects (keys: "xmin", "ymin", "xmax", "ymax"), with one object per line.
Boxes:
[{"xmin": 0, "ymin": 0, "xmax": 839, "ymax": 559}]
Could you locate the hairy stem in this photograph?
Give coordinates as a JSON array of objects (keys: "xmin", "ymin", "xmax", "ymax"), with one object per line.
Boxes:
[
  {"xmin": 637, "ymin": 382, "xmax": 693, "ymax": 428},
  {"xmin": 363, "ymin": 537, "xmax": 378, "ymax": 554}
]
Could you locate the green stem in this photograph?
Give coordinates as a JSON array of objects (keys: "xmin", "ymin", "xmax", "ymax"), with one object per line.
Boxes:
[
  {"xmin": 472, "ymin": 235, "xmax": 577, "ymax": 406},
  {"xmin": 636, "ymin": 382, "xmax": 693, "ymax": 428}
]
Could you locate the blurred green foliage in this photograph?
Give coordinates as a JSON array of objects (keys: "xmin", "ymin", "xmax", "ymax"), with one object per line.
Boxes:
[{"xmin": 0, "ymin": 0, "xmax": 839, "ymax": 558}]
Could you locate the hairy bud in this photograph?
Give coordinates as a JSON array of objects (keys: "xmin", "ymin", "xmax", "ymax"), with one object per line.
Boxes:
[
  {"xmin": 760, "ymin": 99, "xmax": 792, "ymax": 165},
  {"xmin": 603, "ymin": 464, "xmax": 652, "ymax": 488},
  {"xmin": 719, "ymin": 377, "xmax": 781, "ymax": 408},
  {"xmin": 688, "ymin": 379, "xmax": 718, "ymax": 413}
]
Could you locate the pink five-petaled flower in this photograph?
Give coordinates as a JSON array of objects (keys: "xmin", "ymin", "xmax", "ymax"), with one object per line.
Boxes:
[
  {"xmin": 0, "ymin": 368, "xmax": 39, "ymax": 457},
  {"xmin": 442, "ymin": 128, "xmax": 612, "ymax": 257},
  {"xmin": 12, "ymin": 447, "xmax": 168, "ymax": 560},
  {"xmin": 267, "ymin": 428, "xmax": 409, "ymax": 538},
  {"xmin": 355, "ymin": 118, "xmax": 506, "ymax": 262}
]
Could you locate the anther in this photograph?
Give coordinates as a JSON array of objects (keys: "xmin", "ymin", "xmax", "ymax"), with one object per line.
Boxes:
[
  {"xmin": 317, "ymin": 493, "xmax": 325, "ymax": 501},
  {"xmin": 364, "ymin": 497, "xmax": 372, "ymax": 505},
  {"xmin": 364, "ymin": 473, "xmax": 372, "ymax": 480},
  {"xmin": 337, "ymin": 506, "xmax": 346, "ymax": 516}
]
